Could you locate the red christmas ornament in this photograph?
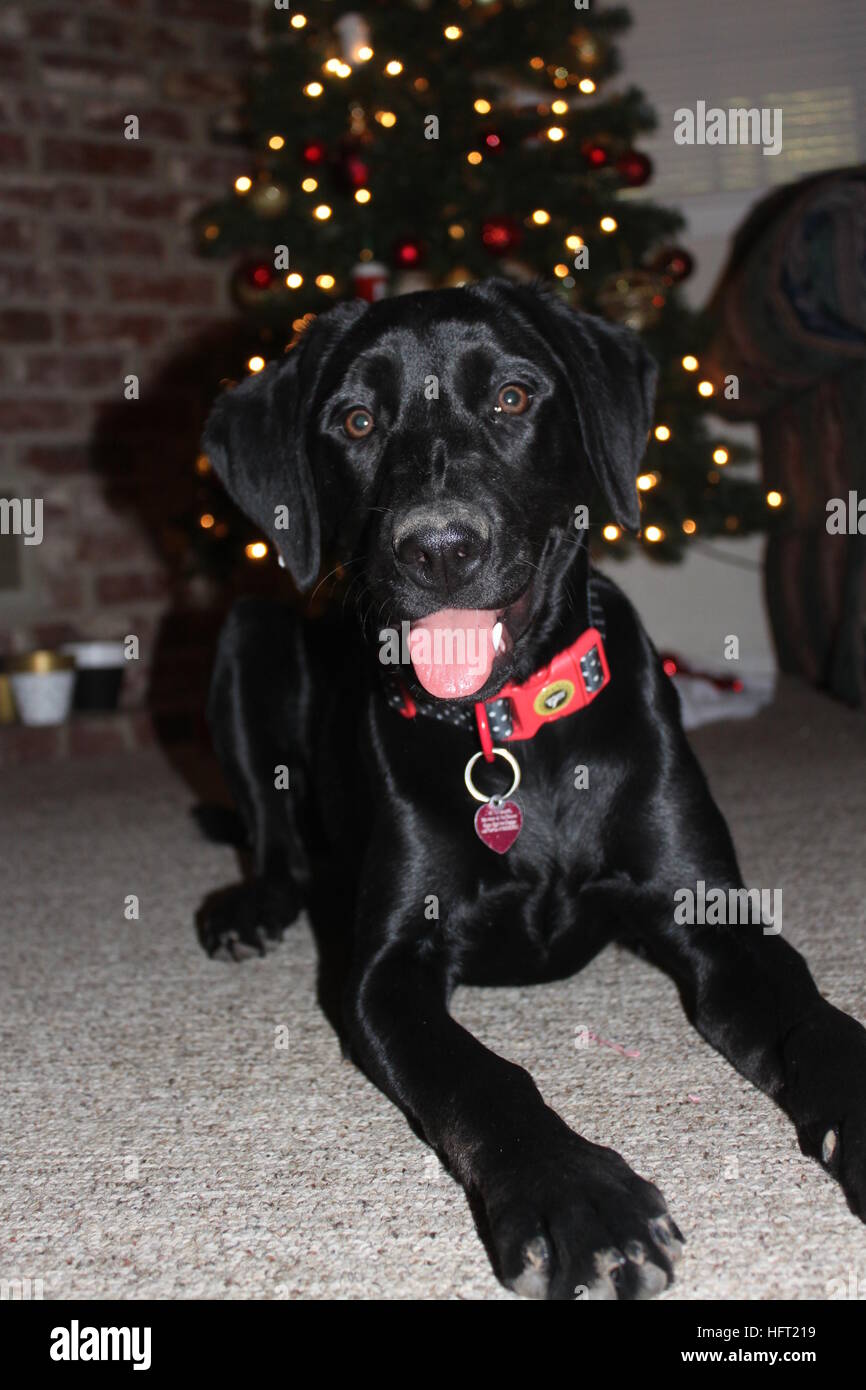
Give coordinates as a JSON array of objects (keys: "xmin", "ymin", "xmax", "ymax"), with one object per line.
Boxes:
[
  {"xmin": 343, "ymin": 153, "xmax": 370, "ymax": 187},
  {"xmin": 301, "ymin": 139, "xmax": 327, "ymax": 166},
  {"xmin": 583, "ymin": 140, "xmax": 611, "ymax": 168},
  {"xmin": 616, "ymin": 149, "xmax": 653, "ymax": 187},
  {"xmin": 233, "ymin": 257, "xmax": 277, "ymax": 307},
  {"xmin": 243, "ymin": 259, "xmax": 274, "ymax": 290},
  {"xmin": 648, "ymin": 244, "xmax": 695, "ymax": 282},
  {"xmin": 480, "ymin": 215, "xmax": 523, "ymax": 256},
  {"xmin": 392, "ymin": 237, "xmax": 427, "ymax": 269}
]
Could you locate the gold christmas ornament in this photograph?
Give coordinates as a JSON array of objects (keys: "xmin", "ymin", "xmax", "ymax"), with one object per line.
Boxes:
[
  {"xmin": 250, "ymin": 180, "xmax": 290, "ymax": 217},
  {"xmin": 441, "ymin": 265, "xmax": 476, "ymax": 288},
  {"xmin": 597, "ymin": 270, "xmax": 666, "ymax": 330}
]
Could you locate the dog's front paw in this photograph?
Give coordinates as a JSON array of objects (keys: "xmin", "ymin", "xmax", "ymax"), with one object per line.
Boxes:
[
  {"xmin": 784, "ymin": 1005, "xmax": 866, "ymax": 1219},
  {"xmin": 196, "ymin": 877, "xmax": 301, "ymax": 960},
  {"xmin": 481, "ymin": 1134, "xmax": 683, "ymax": 1300}
]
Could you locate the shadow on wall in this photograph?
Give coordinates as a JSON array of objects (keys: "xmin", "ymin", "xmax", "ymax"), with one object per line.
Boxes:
[{"xmin": 88, "ymin": 320, "xmax": 290, "ymax": 773}]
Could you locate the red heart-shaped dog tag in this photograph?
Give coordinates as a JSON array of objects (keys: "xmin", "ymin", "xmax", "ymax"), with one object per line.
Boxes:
[{"xmin": 474, "ymin": 798, "xmax": 523, "ymax": 854}]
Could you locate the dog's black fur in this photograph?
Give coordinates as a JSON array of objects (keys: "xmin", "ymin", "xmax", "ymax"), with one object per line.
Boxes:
[{"xmin": 199, "ymin": 280, "xmax": 866, "ymax": 1299}]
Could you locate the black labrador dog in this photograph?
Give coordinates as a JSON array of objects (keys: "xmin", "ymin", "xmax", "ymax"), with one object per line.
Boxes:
[{"xmin": 200, "ymin": 279, "xmax": 866, "ymax": 1299}]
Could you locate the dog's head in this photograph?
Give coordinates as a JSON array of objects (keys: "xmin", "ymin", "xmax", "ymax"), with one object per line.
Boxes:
[{"xmin": 204, "ymin": 279, "xmax": 656, "ymax": 700}]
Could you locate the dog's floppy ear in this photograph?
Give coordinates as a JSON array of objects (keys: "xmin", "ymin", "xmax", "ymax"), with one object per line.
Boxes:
[
  {"xmin": 202, "ymin": 300, "xmax": 368, "ymax": 590},
  {"xmin": 488, "ymin": 282, "xmax": 658, "ymax": 531}
]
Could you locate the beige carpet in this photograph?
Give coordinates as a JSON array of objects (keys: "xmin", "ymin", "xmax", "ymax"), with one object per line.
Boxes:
[{"xmin": 2, "ymin": 678, "xmax": 865, "ymax": 1301}]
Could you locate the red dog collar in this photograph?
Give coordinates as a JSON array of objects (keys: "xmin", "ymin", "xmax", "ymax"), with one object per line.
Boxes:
[{"xmin": 396, "ymin": 626, "xmax": 610, "ymax": 763}]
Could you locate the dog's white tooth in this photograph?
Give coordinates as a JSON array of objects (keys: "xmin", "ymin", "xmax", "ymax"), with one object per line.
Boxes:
[{"xmin": 492, "ymin": 621, "xmax": 503, "ymax": 653}]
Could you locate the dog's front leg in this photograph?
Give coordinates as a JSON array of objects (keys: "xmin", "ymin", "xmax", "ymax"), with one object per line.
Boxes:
[
  {"xmin": 345, "ymin": 935, "xmax": 683, "ymax": 1299},
  {"xmin": 632, "ymin": 881, "xmax": 866, "ymax": 1218}
]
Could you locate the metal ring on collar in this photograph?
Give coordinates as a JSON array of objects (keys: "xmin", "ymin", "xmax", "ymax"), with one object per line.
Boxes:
[{"xmin": 463, "ymin": 747, "xmax": 521, "ymax": 804}]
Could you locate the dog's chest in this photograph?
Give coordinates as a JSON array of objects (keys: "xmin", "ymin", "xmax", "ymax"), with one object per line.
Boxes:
[{"xmin": 453, "ymin": 770, "xmax": 612, "ymax": 985}]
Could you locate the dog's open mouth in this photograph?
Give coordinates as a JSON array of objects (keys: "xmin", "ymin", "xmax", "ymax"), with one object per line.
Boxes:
[{"xmin": 408, "ymin": 587, "xmax": 532, "ymax": 700}]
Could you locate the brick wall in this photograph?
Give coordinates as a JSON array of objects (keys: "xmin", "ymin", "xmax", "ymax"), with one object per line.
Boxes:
[{"xmin": 0, "ymin": 0, "xmax": 256, "ymax": 710}]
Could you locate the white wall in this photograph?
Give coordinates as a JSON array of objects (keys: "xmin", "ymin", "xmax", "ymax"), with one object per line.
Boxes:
[{"xmin": 596, "ymin": 0, "xmax": 865, "ymax": 674}]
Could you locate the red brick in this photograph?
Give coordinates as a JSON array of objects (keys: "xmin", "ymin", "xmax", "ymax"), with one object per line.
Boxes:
[
  {"xmin": 30, "ymin": 620, "xmax": 79, "ymax": 649},
  {"xmin": 54, "ymin": 223, "xmax": 164, "ymax": 261},
  {"xmin": 18, "ymin": 352, "xmax": 123, "ymax": 392},
  {"xmin": 0, "ymin": 261, "xmax": 97, "ymax": 302},
  {"xmin": 17, "ymin": 91, "xmax": 75, "ymax": 126},
  {"xmin": 106, "ymin": 188, "xmax": 186, "ymax": 221},
  {"xmin": 44, "ymin": 572, "xmax": 86, "ymax": 611},
  {"xmin": 0, "ymin": 42, "xmax": 27, "ymax": 83},
  {"xmin": 0, "ymin": 309, "xmax": 53, "ymax": 342},
  {"xmin": 81, "ymin": 15, "xmax": 128, "ymax": 50},
  {"xmin": 96, "ymin": 571, "xmax": 170, "ymax": 604},
  {"xmin": 0, "ymin": 131, "xmax": 28, "ymax": 167},
  {"xmin": 26, "ymin": 10, "xmax": 80, "ymax": 43},
  {"xmin": 156, "ymin": 0, "xmax": 250, "ymax": 27},
  {"xmin": 139, "ymin": 24, "xmax": 198, "ymax": 59},
  {"xmin": 106, "ymin": 271, "xmax": 215, "ymax": 308},
  {"xmin": 0, "ymin": 399, "xmax": 82, "ymax": 430},
  {"xmin": 40, "ymin": 54, "xmax": 149, "ymax": 97},
  {"xmin": 161, "ymin": 69, "xmax": 243, "ymax": 105},
  {"xmin": 81, "ymin": 103, "xmax": 190, "ymax": 143},
  {"xmin": 42, "ymin": 138, "xmax": 153, "ymax": 178},
  {"xmin": 62, "ymin": 311, "xmax": 167, "ymax": 348},
  {"xmin": 22, "ymin": 443, "xmax": 91, "ymax": 473},
  {"xmin": 0, "ymin": 213, "xmax": 36, "ymax": 251}
]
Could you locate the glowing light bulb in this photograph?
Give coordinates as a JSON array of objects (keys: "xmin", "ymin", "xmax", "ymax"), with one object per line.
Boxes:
[
  {"xmin": 644, "ymin": 526, "xmax": 664, "ymax": 543},
  {"xmin": 565, "ymin": 234, "xmax": 583, "ymax": 251},
  {"xmin": 654, "ymin": 425, "xmax": 671, "ymax": 441},
  {"xmin": 358, "ymin": 47, "xmax": 374, "ymax": 62},
  {"xmin": 682, "ymin": 519, "xmax": 697, "ymax": 535},
  {"xmin": 444, "ymin": 26, "xmax": 462, "ymax": 41},
  {"xmin": 682, "ymin": 354, "xmax": 699, "ymax": 371},
  {"xmin": 467, "ymin": 150, "xmax": 483, "ymax": 165},
  {"xmin": 291, "ymin": 13, "xmax": 306, "ymax": 28},
  {"xmin": 637, "ymin": 473, "xmax": 658, "ymax": 491},
  {"xmin": 316, "ymin": 274, "xmax": 335, "ymax": 290},
  {"xmin": 286, "ymin": 273, "xmax": 303, "ymax": 289},
  {"xmin": 603, "ymin": 525, "xmax": 621, "ymax": 541},
  {"xmin": 304, "ymin": 83, "xmax": 323, "ymax": 98},
  {"xmin": 766, "ymin": 490, "xmax": 783, "ymax": 508},
  {"xmin": 600, "ymin": 215, "xmax": 617, "ymax": 233},
  {"xmin": 245, "ymin": 542, "xmax": 268, "ymax": 560},
  {"xmin": 355, "ymin": 188, "xmax": 371, "ymax": 203},
  {"xmin": 385, "ymin": 60, "xmax": 403, "ymax": 76},
  {"xmin": 301, "ymin": 177, "xmax": 318, "ymax": 192},
  {"xmin": 552, "ymin": 100, "xmax": 568, "ymax": 115},
  {"xmin": 234, "ymin": 175, "xmax": 252, "ymax": 193},
  {"xmin": 532, "ymin": 209, "xmax": 550, "ymax": 225},
  {"xmin": 199, "ymin": 513, "xmax": 214, "ymax": 529},
  {"xmin": 713, "ymin": 447, "xmax": 729, "ymax": 465},
  {"xmin": 474, "ymin": 99, "xmax": 492, "ymax": 114},
  {"xmin": 579, "ymin": 78, "xmax": 596, "ymax": 94},
  {"xmin": 698, "ymin": 380, "xmax": 714, "ymax": 397},
  {"xmin": 547, "ymin": 126, "xmax": 565, "ymax": 142},
  {"xmin": 268, "ymin": 135, "xmax": 285, "ymax": 151},
  {"xmin": 314, "ymin": 204, "xmax": 332, "ymax": 220},
  {"xmin": 247, "ymin": 356, "xmax": 265, "ymax": 373}
]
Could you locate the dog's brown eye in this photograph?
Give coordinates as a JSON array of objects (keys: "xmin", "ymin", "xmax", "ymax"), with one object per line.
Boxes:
[
  {"xmin": 344, "ymin": 407, "xmax": 374, "ymax": 439},
  {"xmin": 496, "ymin": 384, "xmax": 529, "ymax": 415}
]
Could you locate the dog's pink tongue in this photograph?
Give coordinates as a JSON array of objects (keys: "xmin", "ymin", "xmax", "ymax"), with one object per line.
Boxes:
[{"xmin": 409, "ymin": 608, "xmax": 497, "ymax": 699}]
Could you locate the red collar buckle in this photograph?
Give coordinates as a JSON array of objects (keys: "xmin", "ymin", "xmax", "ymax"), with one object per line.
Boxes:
[{"xmin": 474, "ymin": 627, "xmax": 610, "ymax": 761}]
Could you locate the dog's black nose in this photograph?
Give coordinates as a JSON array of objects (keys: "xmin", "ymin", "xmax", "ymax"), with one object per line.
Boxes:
[{"xmin": 394, "ymin": 515, "xmax": 489, "ymax": 591}]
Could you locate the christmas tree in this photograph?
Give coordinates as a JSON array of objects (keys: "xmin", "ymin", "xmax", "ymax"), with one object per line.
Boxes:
[{"xmin": 192, "ymin": 0, "xmax": 771, "ymax": 577}]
